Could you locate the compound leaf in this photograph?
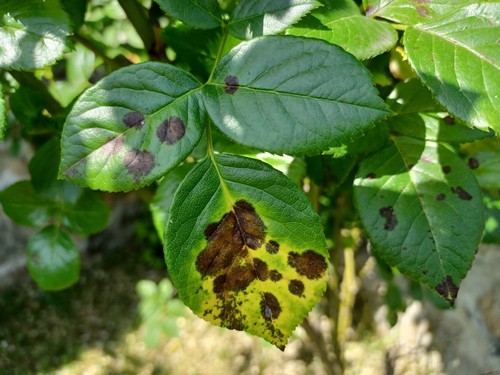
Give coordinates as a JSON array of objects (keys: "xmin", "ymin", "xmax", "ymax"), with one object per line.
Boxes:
[
  {"xmin": 229, "ymin": 0, "xmax": 319, "ymax": 40},
  {"xmin": 154, "ymin": 0, "xmax": 222, "ymax": 29},
  {"xmin": 0, "ymin": 0, "xmax": 72, "ymax": 70},
  {"xmin": 165, "ymin": 153, "xmax": 328, "ymax": 349},
  {"xmin": 60, "ymin": 62, "xmax": 206, "ymax": 192},
  {"xmin": 203, "ymin": 35, "xmax": 390, "ymax": 155},
  {"xmin": 27, "ymin": 225, "xmax": 80, "ymax": 290},
  {"xmin": 354, "ymin": 136, "xmax": 484, "ymax": 305},
  {"xmin": 288, "ymin": 0, "xmax": 398, "ymax": 60},
  {"xmin": 404, "ymin": 3, "xmax": 500, "ymax": 133}
]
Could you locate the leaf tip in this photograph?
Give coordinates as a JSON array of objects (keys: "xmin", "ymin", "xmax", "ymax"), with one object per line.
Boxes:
[{"xmin": 435, "ymin": 275, "xmax": 459, "ymax": 306}]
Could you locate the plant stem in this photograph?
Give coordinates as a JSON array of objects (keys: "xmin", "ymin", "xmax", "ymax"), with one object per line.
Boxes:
[
  {"xmin": 207, "ymin": 27, "xmax": 229, "ymax": 84},
  {"xmin": 337, "ymin": 246, "xmax": 357, "ymax": 346}
]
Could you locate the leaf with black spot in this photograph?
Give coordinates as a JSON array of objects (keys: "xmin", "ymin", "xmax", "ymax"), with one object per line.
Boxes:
[
  {"xmin": 165, "ymin": 153, "xmax": 328, "ymax": 349},
  {"xmin": 354, "ymin": 136, "xmax": 484, "ymax": 305},
  {"xmin": 60, "ymin": 62, "xmax": 206, "ymax": 192}
]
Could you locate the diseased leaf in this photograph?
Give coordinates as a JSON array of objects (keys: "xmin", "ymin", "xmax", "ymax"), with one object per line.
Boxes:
[
  {"xmin": 0, "ymin": 84, "xmax": 5, "ymax": 140},
  {"xmin": 354, "ymin": 136, "xmax": 484, "ymax": 305},
  {"xmin": 59, "ymin": 62, "xmax": 206, "ymax": 192},
  {"xmin": 62, "ymin": 191, "xmax": 110, "ymax": 235},
  {"xmin": 229, "ymin": 0, "xmax": 319, "ymax": 40},
  {"xmin": 165, "ymin": 153, "xmax": 328, "ymax": 349},
  {"xmin": 0, "ymin": 0, "xmax": 72, "ymax": 70},
  {"xmin": 404, "ymin": 3, "xmax": 500, "ymax": 133},
  {"xmin": 288, "ymin": 0, "xmax": 398, "ymax": 60},
  {"xmin": 27, "ymin": 225, "xmax": 80, "ymax": 290},
  {"xmin": 154, "ymin": 0, "xmax": 222, "ymax": 29},
  {"xmin": 468, "ymin": 152, "xmax": 500, "ymax": 190},
  {"xmin": 204, "ymin": 36, "xmax": 390, "ymax": 156},
  {"xmin": 483, "ymin": 193, "xmax": 500, "ymax": 244},
  {"xmin": 0, "ymin": 181, "xmax": 55, "ymax": 227}
]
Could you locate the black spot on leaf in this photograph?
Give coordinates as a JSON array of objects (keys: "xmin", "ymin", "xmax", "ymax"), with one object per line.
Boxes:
[
  {"xmin": 124, "ymin": 149, "xmax": 154, "ymax": 178},
  {"xmin": 260, "ymin": 292, "xmax": 281, "ymax": 320},
  {"xmin": 123, "ymin": 111, "xmax": 144, "ymax": 128},
  {"xmin": 435, "ymin": 275, "xmax": 459, "ymax": 306},
  {"xmin": 288, "ymin": 280, "xmax": 305, "ymax": 297},
  {"xmin": 442, "ymin": 165, "xmax": 451, "ymax": 174},
  {"xmin": 266, "ymin": 240, "xmax": 280, "ymax": 254},
  {"xmin": 436, "ymin": 193, "xmax": 446, "ymax": 201},
  {"xmin": 366, "ymin": 173, "xmax": 376, "ymax": 179},
  {"xmin": 379, "ymin": 206, "xmax": 398, "ymax": 231},
  {"xmin": 288, "ymin": 250, "xmax": 328, "ymax": 280},
  {"xmin": 253, "ymin": 258, "xmax": 269, "ymax": 281},
  {"xmin": 157, "ymin": 117, "xmax": 185, "ymax": 144},
  {"xmin": 269, "ymin": 270, "xmax": 282, "ymax": 282},
  {"xmin": 468, "ymin": 157, "xmax": 480, "ymax": 169},
  {"xmin": 451, "ymin": 186, "xmax": 472, "ymax": 201},
  {"xmin": 224, "ymin": 75, "xmax": 239, "ymax": 94},
  {"xmin": 443, "ymin": 116, "xmax": 455, "ymax": 125}
]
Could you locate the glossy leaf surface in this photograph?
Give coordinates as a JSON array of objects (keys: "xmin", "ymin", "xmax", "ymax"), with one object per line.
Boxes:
[
  {"xmin": 165, "ymin": 154, "xmax": 328, "ymax": 349},
  {"xmin": 154, "ymin": 0, "xmax": 222, "ymax": 29},
  {"xmin": 60, "ymin": 62, "xmax": 206, "ymax": 192},
  {"xmin": 288, "ymin": 0, "xmax": 397, "ymax": 60},
  {"xmin": 204, "ymin": 36, "xmax": 390, "ymax": 155},
  {"xmin": 0, "ymin": 0, "xmax": 72, "ymax": 70},
  {"xmin": 229, "ymin": 0, "xmax": 318, "ymax": 40},
  {"xmin": 27, "ymin": 225, "xmax": 80, "ymax": 290},
  {"xmin": 404, "ymin": 3, "xmax": 500, "ymax": 133},
  {"xmin": 354, "ymin": 136, "xmax": 484, "ymax": 305}
]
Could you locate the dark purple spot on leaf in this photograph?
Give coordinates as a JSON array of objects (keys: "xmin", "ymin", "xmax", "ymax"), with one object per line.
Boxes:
[
  {"xmin": 260, "ymin": 292, "xmax": 281, "ymax": 320},
  {"xmin": 123, "ymin": 111, "xmax": 144, "ymax": 128},
  {"xmin": 288, "ymin": 250, "xmax": 327, "ymax": 280},
  {"xmin": 124, "ymin": 149, "xmax": 154, "ymax": 178},
  {"xmin": 436, "ymin": 193, "xmax": 446, "ymax": 201},
  {"xmin": 157, "ymin": 117, "xmax": 185, "ymax": 145},
  {"xmin": 468, "ymin": 157, "xmax": 480, "ymax": 169},
  {"xmin": 266, "ymin": 240, "xmax": 280, "ymax": 254},
  {"xmin": 379, "ymin": 206, "xmax": 398, "ymax": 231},
  {"xmin": 288, "ymin": 279, "xmax": 305, "ymax": 297},
  {"xmin": 435, "ymin": 275, "xmax": 459, "ymax": 306},
  {"xmin": 224, "ymin": 75, "xmax": 239, "ymax": 94},
  {"xmin": 366, "ymin": 173, "xmax": 376, "ymax": 179},
  {"xmin": 269, "ymin": 270, "xmax": 282, "ymax": 282},
  {"xmin": 451, "ymin": 186, "xmax": 472, "ymax": 201},
  {"xmin": 442, "ymin": 165, "xmax": 451, "ymax": 174}
]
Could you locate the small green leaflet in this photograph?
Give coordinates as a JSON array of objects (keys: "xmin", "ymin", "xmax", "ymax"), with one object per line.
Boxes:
[
  {"xmin": 288, "ymin": 0, "xmax": 398, "ymax": 60},
  {"xmin": 228, "ymin": 0, "xmax": 319, "ymax": 40},
  {"xmin": 154, "ymin": 0, "xmax": 222, "ymax": 29},
  {"xmin": 165, "ymin": 153, "xmax": 328, "ymax": 349},
  {"xmin": 354, "ymin": 136, "xmax": 484, "ymax": 305},
  {"xmin": 27, "ymin": 225, "xmax": 80, "ymax": 290},
  {"xmin": 0, "ymin": 0, "xmax": 72, "ymax": 70},
  {"xmin": 204, "ymin": 35, "xmax": 390, "ymax": 156},
  {"xmin": 404, "ymin": 3, "xmax": 500, "ymax": 133},
  {"xmin": 59, "ymin": 62, "xmax": 206, "ymax": 192}
]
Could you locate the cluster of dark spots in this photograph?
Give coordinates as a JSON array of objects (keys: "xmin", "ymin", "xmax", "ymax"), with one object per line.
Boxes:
[
  {"xmin": 123, "ymin": 111, "xmax": 144, "ymax": 128},
  {"xmin": 157, "ymin": 116, "xmax": 185, "ymax": 145},
  {"xmin": 442, "ymin": 165, "xmax": 451, "ymax": 174},
  {"xmin": 468, "ymin": 157, "xmax": 480, "ymax": 169},
  {"xmin": 435, "ymin": 275, "xmax": 459, "ymax": 306},
  {"xmin": 288, "ymin": 250, "xmax": 328, "ymax": 280},
  {"xmin": 379, "ymin": 206, "xmax": 398, "ymax": 231},
  {"xmin": 366, "ymin": 173, "xmax": 376, "ymax": 179},
  {"xmin": 224, "ymin": 75, "xmax": 239, "ymax": 94},
  {"xmin": 253, "ymin": 258, "xmax": 269, "ymax": 281},
  {"xmin": 269, "ymin": 270, "xmax": 282, "ymax": 282},
  {"xmin": 436, "ymin": 193, "xmax": 446, "ymax": 201},
  {"xmin": 266, "ymin": 240, "xmax": 280, "ymax": 254},
  {"xmin": 288, "ymin": 279, "xmax": 305, "ymax": 297},
  {"xmin": 451, "ymin": 186, "xmax": 472, "ymax": 201},
  {"xmin": 260, "ymin": 292, "xmax": 281, "ymax": 321},
  {"xmin": 124, "ymin": 149, "xmax": 155, "ymax": 178},
  {"xmin": 443, "ymin": 116, "xmax": 455, "ymax": 125}
]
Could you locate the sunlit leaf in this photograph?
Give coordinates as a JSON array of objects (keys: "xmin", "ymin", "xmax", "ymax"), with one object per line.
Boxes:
[
  {"xmin": 165, "ymin": 153, "xmax": 328, "ymax": 349},
  {"xmin": 154, "ymin": 0, "xmax": 222, "ymax": 29},
  {"xmin": 468, "ymin": 151, "xmax": 500, "ymax": 190}
]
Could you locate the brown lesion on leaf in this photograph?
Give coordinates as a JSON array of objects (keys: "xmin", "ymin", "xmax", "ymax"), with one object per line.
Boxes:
[
  {"xmin": 468, "ymin": 157, "xmax": 480, "ymax": 169},
  {"xmin": 288, "ymin": 279, "xmax": 305, "ymax": 297},
  {"xmin": 124, "ymin": 149, "xmax": 155, "ymax": 179},
  {"xmin": 260, "ymin": 292, "xmax": 281, "ymax": 321},
  {"xmin": 288, "ymin": 250, "xmax": 327, "ymax": 280},
  {"xmin": 269, "ymin": 270, "xmax": 283, "ymax": 282},
  {"xmin": 224, "ymin": 75, "xmax": 239, "ymax": 94},
  {"xmin": 435, "ymin": 275, "xmax": 459, "ymax": 306},
  {"xmin": 451, "ymin": 186, "xmax": 473, "ymax": 201},
  {"xmin": 123, "ymin": 111, "xmax": 144, "ymax": 129},
  {"xmin": 253, "ymin": 258, "xmax": 269, "ymax": 281},
  {"xmin": 436, "ymin": 193, "xmax": 446, "ymax": 201},
  {"xmin": 379, "ymin": 206, "xmax": 398, "ymax": 231},
  {"xmin": 442, "ymin": 165, "xmax": 451, "ymax": 174},
  {"xmin": 416, "ymin": 5, "xmax": 429, "ymax": 17},
  {"xmin": 266, "ymin": 240, "xmax": 280, "ymax": 254},
  {"xmin": 157, "ymin": 116, "xmax": 185, "ymax": 145}
]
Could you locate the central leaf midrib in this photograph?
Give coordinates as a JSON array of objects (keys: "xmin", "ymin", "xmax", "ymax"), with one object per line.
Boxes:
[{"xmin": 230, "ymin": 4, "xmax": 308, "ymax": 25}]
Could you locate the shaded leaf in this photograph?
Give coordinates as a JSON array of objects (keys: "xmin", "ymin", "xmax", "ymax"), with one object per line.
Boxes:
[
  {"xmin": 59, "ymin": 62, "xmax": 206, "ymax": 192},
  {"xmin": 404, "ymin": 3, "xmax": 500, "ymax": 133},
  {"xmin": 468, "ymin": 151, "xmax": 500, "ymax": 190},
  {"xmin": 288, "ymin": 0, "xmax": 398, "ymax": 60},
  {"xmin": 62, "ymin": 190, "xmax": 110, "ymax": 235},
  {"xmin": 0, "ymin": 181, "xmax": 55, "ymax": 227},
  {"xmin": 27, "ymin": 225, "xmax": 80, "ymax": 290},
  {"xmin": 229, "ymin": 0, "xmax": 319, "ymax": 40},
  {"xmin": 204, "ymin": 35, "xmax": 390, "ymax": 156},
  {"xmin": 154, "ymin": 0, "xmax": 222, "ymax": 29},
  {"xmin": 386, "ymin": 79, "xmax": 442, "ymax": 115},
  {"xmin": 165, "ymin": 153, "xmax": 328, "ymax": 349},
  {"xmin": 0, "ymin": 0, "xmax": 72, "ymax": 70},
  {"xmin": 483, "ymin": 193, "xmax": 500, "ymax": 244},
  {"xmin": 354, "ymin": 136, "xmax": 484, "ymax": 305}
]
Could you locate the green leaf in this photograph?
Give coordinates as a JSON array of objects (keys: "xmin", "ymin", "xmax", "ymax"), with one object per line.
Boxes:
[
  {"xmin": 0, "ymin": 84, "xmax": 5, "ymax": 140},
  {"xmin": 61, "ymin": 0, "xmax": 87, "ymax": 29},
  {"xmin": 204, "ymin": 35, "xmax": 390, "ymax": 156},
  {"xmin": 404, "ymin": 3, "xmax": 500, "ymax": 133},
  {"xmin": 62, "ymin": 190, "xmax": 110, "ymax": 235},
  {"xmin": 0, "ymin": 0, "xmax": 72, "ymax": 70},
  {"xmin": 150, "ymin": 163, "xmax": 193, "ymax": 242},
  {"xmin": 228, "ymin": 0, "xmax": 319, "ymax": 40},
  {"xmin": 59, "ymin": 62, "xmax": 206, "ymax": 192},
  {"xmin": 27, "ymin": 225, "xmax": 80, "ymax": 290},
  {"xmin": 483, "ymin": 193, "xmax": 500, "ymax": 244},
  {"xmin": 165, "ymin": 153, "xmax": 328, "ymax": 349},
  {"xmin": 468, "ymin": 151, "xmax": 500, "ymax": 190},
  {"xmin": 354, "ymin": 136, "xmax": 484, "ymax": 305},
  {"xmin": 288, "ymin": 0, "xmax": 398, "ymax": 60},
  {"xmin": 386, "ymin": 79, "xmax": 443, "ymax": 115},
  {"xmin": 154, "ymin": 0, "xmax": 222, "ymax": 29},
  {"xmin": 0, "ymin": 181, "xmax": 55, "ymax": 227},
  {"xmin": 364, "ymin": 0, "xmax": 437, "ymax": 25}
]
